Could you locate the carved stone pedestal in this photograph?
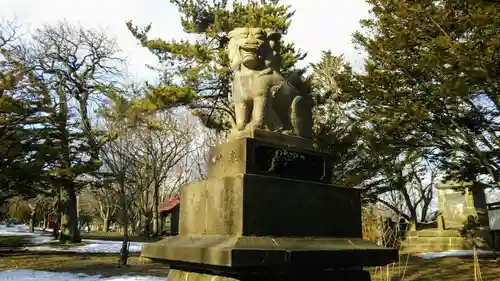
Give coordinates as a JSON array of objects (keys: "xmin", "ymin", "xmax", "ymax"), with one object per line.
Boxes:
[{"xmin": 142, "ymin": 134, "xmax": 398, "ymax": 281}]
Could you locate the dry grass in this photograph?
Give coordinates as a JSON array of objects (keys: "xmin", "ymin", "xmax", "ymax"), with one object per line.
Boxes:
[
  {"xmin": 0, "ymin": 252, "xmax": 170, "ymax": 277},
  {"xmin": 370, "ymin": 254, "xmax": 411, "ymax": 281},
  {"xmin": 0, "ymin": 236, "xmax": 32, "ymax": 249},
  {"xmin": 362, "ymin": 206, "xmax": 380, "ymax": 241},
  {"xmin": 367, "ymin": 255, "xmax": 500, "ymax": 281},
  {"xmin": 361, "ymin": 208, "xmax": 496, "ymax": 281}
]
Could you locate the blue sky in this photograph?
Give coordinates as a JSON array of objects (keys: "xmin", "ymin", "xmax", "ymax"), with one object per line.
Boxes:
[{"xmin": 1, "ymin": 0, "xmax": 370, "ymax": 83}]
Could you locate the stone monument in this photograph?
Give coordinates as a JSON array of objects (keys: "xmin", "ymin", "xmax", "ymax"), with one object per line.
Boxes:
[
  {"xmin": 227, "ymin": 27, "xmax": 313, "ymax": 142},
  {"xmin": 401, "ymin": 180, "xmax": 492, "ymax": 253},
  {"xmin": 436, "ymin": 180, "xmax": 489, "ymax": 229},
  {"xmin": 142, "ymin": 27, "xmax": 397, "ymax": 281}
]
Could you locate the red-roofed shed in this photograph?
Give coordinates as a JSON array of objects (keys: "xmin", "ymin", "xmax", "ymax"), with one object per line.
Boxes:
[
  {"xmin": 159, "ymin": 197, "xmax": 180, "ymax": 235},
  {"xmin": 159, "ymin": 197, "xmax": 180, "ymax": 213}
]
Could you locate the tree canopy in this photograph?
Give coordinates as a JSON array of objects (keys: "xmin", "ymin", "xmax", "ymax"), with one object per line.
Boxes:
[
  {"xmin": 0, "ymin": 21, "xmax": 55, "ymax": 204},
  {"xmin": 338, "ymin": 0, "xmax": 500, "ymax": 189}
]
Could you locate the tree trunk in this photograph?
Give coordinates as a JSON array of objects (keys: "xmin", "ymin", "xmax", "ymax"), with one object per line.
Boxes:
[
  {"xmin": 153, "ymin": 182, "xmax": 160, "ymax": 236},
  {"xmin": 53, "ymin": 214, "xmax": 60, "ymax": 239},
  {"xmin": 103, "ymin": 218, "xmax": 110, "ymax": 233},
  {"xmin": 66, "ymin": 181, "xmax": 81, "ymax": 243},
  {"xmin": 145, "ymin": 214, "xmax": 153, "ymax": 237},
  {"xmin": 52, "ymin": 214, "xmax": 61, "ymax": 239},
  {"xmin": 118, "ymin": 182, "xmax": 129, "ymax": 267},
  {"xmin": 29, "ymin": 210, "xmax": 35, "ymax": 233},
  {"xmin": 57, "ymin": 89, "xmax": 70, "ymax": 241},
  {"xmin": 133, "ymin": 215, "xmax": 141, "ymax": 236},
  {"xmin": 43, "ymin": 215, "xmax": 48, "ymax": 231},
  {"xmin": 400, "ymin": 183, "xmax": 418, "ymax": 229},
  {"xmin": 59, "ymin": 214, "xmax": 69, "ymax": 241},
  {"xmin": 420, "ymin": 199, "xmax": 431, "ymax": 222},
  {"xmin": 119, "ymin": 218, "xmax": 130, "ymax": 267},
  {"xmin": 53, "ymin": 188, "xmax": 62, "ymax": 240}
]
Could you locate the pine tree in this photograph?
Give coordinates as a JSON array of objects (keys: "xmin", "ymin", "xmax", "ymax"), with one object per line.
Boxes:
[
  {"xmin": 127, "ymin": 0, "xmax": 306, "ymax": 131},
  {"xmin": 0, "ymin": 22, "xmax": 55, "ymax": 204},
  {"xmin": 30, "ymin": 22, "xmax": 123, "ymax": 242},
  {"xmin": 338, "ymin": 0, "xmax": 500, "ymax": 187},
  {"xmin": 309, "ymin": 51, "xmax": 366, "ymax": 186}
]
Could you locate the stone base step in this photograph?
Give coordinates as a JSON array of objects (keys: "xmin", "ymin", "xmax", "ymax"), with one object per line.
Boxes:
[
  {"xmin": 401, "ymin": 235, "xmax": 471, "ymax": 253},
  {"xmin": 401, "ymin": 244, "xmax": 470, "ymax": 254},
  {"xmin": 143, "ymin": 235, "xmax": 398, "ymax": 270}
]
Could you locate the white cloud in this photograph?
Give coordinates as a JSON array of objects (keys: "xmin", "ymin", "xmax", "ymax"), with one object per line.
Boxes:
[{"xmin": 1, "ymin": 0, "xmax": 370, "ymax": 81}]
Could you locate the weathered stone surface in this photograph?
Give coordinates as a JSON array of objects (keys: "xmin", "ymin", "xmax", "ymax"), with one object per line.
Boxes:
[
  {"xmin": 402, "ymin": 181, "xmax": 494, "ymax": 253},
  {"xmin": 226, "ymin": 128, "xmax": 313, "ymax": 150},
  {"xmin": 437, "ymin": 188, "xmax": 475, "ymax": 229},
  {"xmin": 400, "ymin": 243, "xmax": 471, "ymax": 254},
  {"xmin": 402, "ymin": 227, "xmax": 495, "ymax": 253},
  {"xmin": 227, "ymin": 27, "xmax": 313, "ymax": 140},
  {"xmin": 208, "ymin": 137, "xmax": 332, "ymax": 184},
  {"xmin": 405, "ymin": 229, "xmax": 462, "ymax": 237},
  {"xmin": 143, "ymin": 236, "xmax": 397, "ymax": 269},
  {"xmin": 401, "ymin": 229, "xmax": 466, "ymax": 253},
  {"xmin": 489, "ymin": 203, "xmax": 500, "ymax": 231},
  {"xmin": 436, "ymin": 180, "xmax": 490, "ymax": 229},
  {"xmin": 179, "ymin": 174, "xmax": 361, "ymax": 238}
]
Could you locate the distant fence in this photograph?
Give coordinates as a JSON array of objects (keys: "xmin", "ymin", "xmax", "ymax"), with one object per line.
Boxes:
[{"xmin": 361, "ymin": 207, "xmax": 407, "ymax": 249}]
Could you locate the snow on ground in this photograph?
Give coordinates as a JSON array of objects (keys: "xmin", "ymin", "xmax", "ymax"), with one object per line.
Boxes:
[
  {"xmin": 0, "ymin": 270, "xmax": 166, "ymax": 281},
  {"xmin": 0, "ymin": 224, "xmax": 146, "ymax": 253},
  {"xmin": 0, "ymin": 224, "xmax": 54, "ymax": 244},
  {"xmin": 415, "ymin": 249, "xmax": 498, "ymax": 259},
  {"xmin": 27, "ymin": 239, "xmax": 144, "ymax": 253}
]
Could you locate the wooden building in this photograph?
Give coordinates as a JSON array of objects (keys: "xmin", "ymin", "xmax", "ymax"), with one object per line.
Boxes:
[{"xmin": 159, "ymin": 197, "xmax": 180, "ymax": 235}]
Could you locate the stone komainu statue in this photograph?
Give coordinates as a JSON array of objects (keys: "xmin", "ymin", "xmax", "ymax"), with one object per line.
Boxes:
[{"xmin": 227, "ymin": 27, "xmax": 313, "ymax": 139}]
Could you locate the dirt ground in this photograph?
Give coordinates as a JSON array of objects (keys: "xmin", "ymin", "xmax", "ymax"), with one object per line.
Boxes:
[{"xmin": 0, "ymin": 252, "xmax": 170, "ymax": 278}]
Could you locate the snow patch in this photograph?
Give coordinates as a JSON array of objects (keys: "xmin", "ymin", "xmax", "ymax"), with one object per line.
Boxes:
[
  {"xmin": 0, "ymin": 224, "xmax": 146, "ymax": 253},
  {"xmin": 0, "ymin": 224, "xmax": 54, "ymax": 244},
  {"xmin": 26, "ymin": 239, "xmax": 144, "ymax": 253},
  {"xmin": 0, "ymin": 269, "xmax": 166, "ymax": 281},
  {"xmin": 415, "ymin": 249, "xmax": 498, "ymax": 259}
]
